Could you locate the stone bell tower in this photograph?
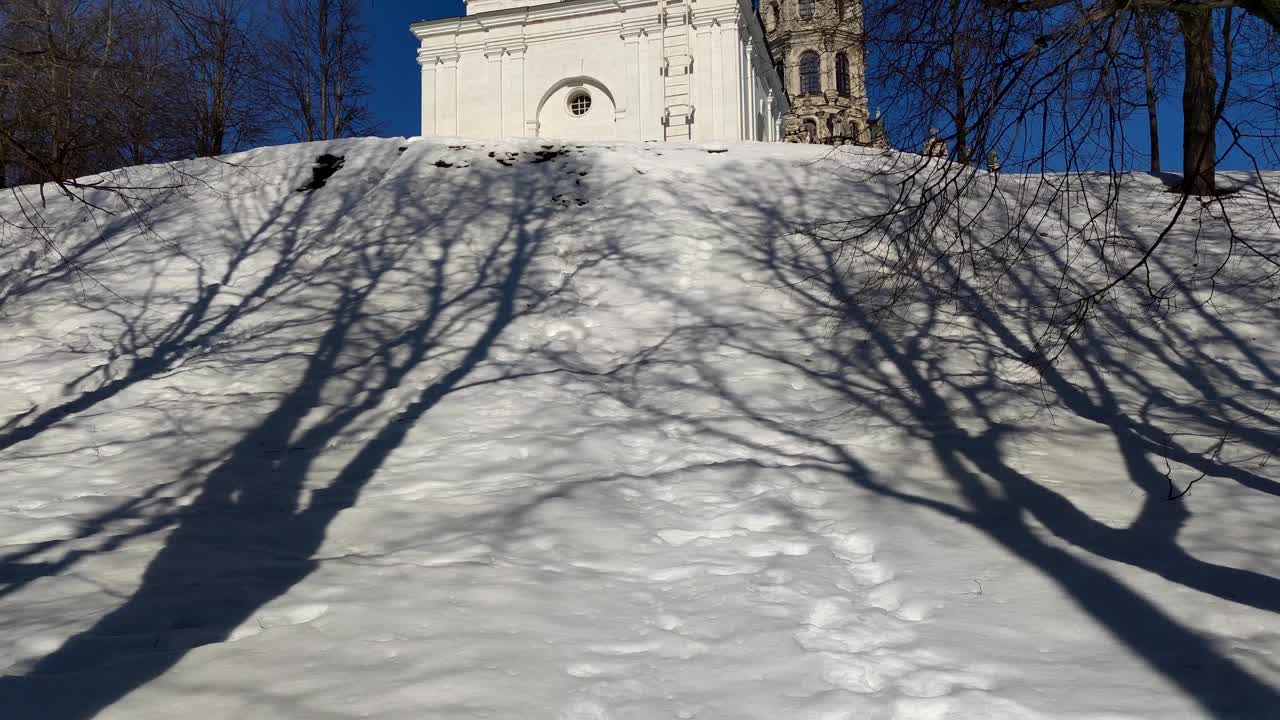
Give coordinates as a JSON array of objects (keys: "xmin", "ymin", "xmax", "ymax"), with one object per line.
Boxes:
[{"xmin": 762, "ymin": 0, "xmax": 885, "ymax": 146}]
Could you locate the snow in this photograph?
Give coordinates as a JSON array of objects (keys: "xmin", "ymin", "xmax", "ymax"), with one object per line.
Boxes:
[{"xmin": 1, "ymin": 136, "xmax": 1278, "ymax": 719}]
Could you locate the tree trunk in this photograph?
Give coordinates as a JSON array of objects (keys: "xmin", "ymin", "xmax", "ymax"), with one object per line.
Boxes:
[
  {"xmin": 1178, "ymin": 9, "xmax": 1216, "ymax": 195},
  {"xmin": 1136, "ymin": 13, "xmax": 1160, "ymax": 175},
  {"xmin": 950, "ymin": 0, "xmax": 968, "ymax": 164}
]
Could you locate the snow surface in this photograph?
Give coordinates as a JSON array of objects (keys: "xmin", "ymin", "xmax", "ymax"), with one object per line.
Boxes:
[{"xmin": 0, "ymin": 137, "xmax": 1278, "ymax": 719}]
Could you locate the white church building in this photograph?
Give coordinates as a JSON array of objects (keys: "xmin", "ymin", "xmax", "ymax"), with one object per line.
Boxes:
[{"xmin": 410, "ymin": 0, "xmax": 789, "ymax": 143}]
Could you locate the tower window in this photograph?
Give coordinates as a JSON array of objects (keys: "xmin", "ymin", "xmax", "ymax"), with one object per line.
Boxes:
[
  {"xmin": 568, "ymin": 90, "xmax": 592, "ymax": 116},
  {"xmin": 836, "ymin": 0, "xmax": 845, "ymax": 18},
  {"xmin": 836, "ymin": 53, "xmax": 850, "ymax": 96},
  {"xmin": 799, "ymin": 0, "xmax": 815, "ymax": 20},
  {"xmin": 799, "ymin": 52, "xmax": 821, "ymax": 95}
]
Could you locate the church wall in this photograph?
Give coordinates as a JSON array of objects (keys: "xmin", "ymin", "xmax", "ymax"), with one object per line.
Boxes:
[
  {"xmin": 459, "ymin": 52, "xmax": 499, "ymax": 138},
  {"xmin": 524, "ymin": 40, "xmax": 629, "ymax": 141},
  {"xmin": 536, "ymin": 81, "xmax": 619, "ymax": 140},
  {"xmin": 412, "ymin": 0, "xmax": 788, "ymax": 144}
]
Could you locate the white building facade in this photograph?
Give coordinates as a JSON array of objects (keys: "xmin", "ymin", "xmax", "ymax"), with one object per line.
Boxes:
[{"xmin": 411, "ymin": 0, "xmax": 789, "ymax": 143}]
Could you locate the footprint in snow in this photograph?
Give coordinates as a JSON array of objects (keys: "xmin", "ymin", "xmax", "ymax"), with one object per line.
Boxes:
[
  {"xmin": 558, "ymin": 699, "xmax": 613, "ymax": 720},
  {"xmin": 228, "ymin": 602, "xmax": 329, "ymax": 641}
]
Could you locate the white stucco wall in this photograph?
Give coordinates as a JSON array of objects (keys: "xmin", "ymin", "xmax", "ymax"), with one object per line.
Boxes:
[
  {"xmin": 536, "ymin": 79, "xmax": 618, "ymax": 141},
  {"xmin": 412, "ymin": 0, "xmax": 788, "ymax": 143}
]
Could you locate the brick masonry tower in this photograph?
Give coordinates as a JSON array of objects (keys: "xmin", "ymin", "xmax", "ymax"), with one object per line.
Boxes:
[{"xmin": 762, "ymin": 0, "xmax": 886, "ymax": 146}]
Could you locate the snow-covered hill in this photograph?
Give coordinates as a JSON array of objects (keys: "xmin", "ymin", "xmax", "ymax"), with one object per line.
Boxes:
[{"xmin": 1, "ymin": 137, "xmax": 1278, "ymax": 719}]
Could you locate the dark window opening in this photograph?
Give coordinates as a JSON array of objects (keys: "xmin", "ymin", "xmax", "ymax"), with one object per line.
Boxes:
[
  {"xmin": 799, "ymin": 52, "xmax": 821, "ymax": 95},
  {"xmin": 836, "ymin": 53, "xmax": 850, "ymax": 96},
  {"xmin": 803, "ymin": 118, "xmax": 818, "ymax": 143}
]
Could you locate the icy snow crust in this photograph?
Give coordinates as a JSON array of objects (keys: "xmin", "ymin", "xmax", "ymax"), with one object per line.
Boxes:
[{"xmin": 0, "ymin": 137, "xmax": 1277, "ymax": 719}]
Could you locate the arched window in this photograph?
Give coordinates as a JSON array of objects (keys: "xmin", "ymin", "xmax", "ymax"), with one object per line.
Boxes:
[
  {"xmin": 799, "ymin": 0, "xmax": 815, "ymax": 20},
  {"xmin": 774, "ymin": 61, "xmax": 785, "ymax": 92},
  {"xmin": 836, "ymin": 53, "xmax": 850, "ymax": 96},
  {"xmin": 567, "ymin": 90, "xmax": 592, "ymax": 116},
  {"xmin": 799, "ymin": 52, "xmax": 821, "ymax": 95}
]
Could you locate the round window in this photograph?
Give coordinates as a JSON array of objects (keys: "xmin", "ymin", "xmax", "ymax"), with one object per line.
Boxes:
[{"xmin": 568, "ymin": 90, "xmax": 592, "ymax": 117}]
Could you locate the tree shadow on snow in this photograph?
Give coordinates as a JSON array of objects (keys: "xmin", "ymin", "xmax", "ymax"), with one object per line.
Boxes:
[
  {"xmin": 0, "ymin": 143, "xmax": 631, "ymax": 718},
  {"xmin": 0, "ymin": 148, "xmax": 399, "ymax": 601},
  {"xmin": 596, "ymin": 158, "xmax": 1280, "ymax": 716}
]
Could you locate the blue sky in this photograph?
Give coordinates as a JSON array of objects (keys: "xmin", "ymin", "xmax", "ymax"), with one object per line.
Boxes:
[
  {"xmin": 361, "ymin": 1, "xmax": 1263, "ymax": 172},
  {"xmin": 363, "ymin": 1, "xmax": 464, "ymax": 139}
]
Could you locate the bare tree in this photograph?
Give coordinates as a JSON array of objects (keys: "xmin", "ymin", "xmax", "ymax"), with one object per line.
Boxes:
[
  {"xmin": 987, "ymin": 0, "xmax": 1277, "ymax": 195},
  {"xmin": 1132, "ymin": 10, "xmax": 1174, "ymax": 174},
  {"xmin": 865, "ymin": 0, "xmax": 1037, "ymax": 167},
  {"xmin": 163, "ymin": 0, "xmax": 268, "ymax": 157},
  {"xmin": 794, "ymin": 2, "xmax": 1278, "ymax": 507},
  {"xmin": 0, "ymin": 0, "xmax": 191, "ymax": 187},
  {"xmin": 0, "ymin": 0, "xmax": 259, "ymax": 320},
  {"xmin": 262, "ymin": 0, "xmax": 371, "ymax": 143}
]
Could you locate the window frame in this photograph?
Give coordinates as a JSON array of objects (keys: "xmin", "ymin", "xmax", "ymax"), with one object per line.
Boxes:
[
  {"xmin": 567, "ymin": 89, "xmax": 593, "ymax": 117},
  {"xmin": 799, "ymin": 51, "xmax": 821, "ymax": 96},
  {"xmin": 835, "ymin": 53, "xmax": 850, "ymax": 96}
]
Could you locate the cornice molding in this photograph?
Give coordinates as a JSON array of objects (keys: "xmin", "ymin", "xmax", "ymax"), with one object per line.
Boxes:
[
  {"xmin": 415, "ymin": 4, "xmax": 669, "ymax": 54},
  {"xmin": 412, "ymin": 0, "xmax": 663, "ymax": 37}
]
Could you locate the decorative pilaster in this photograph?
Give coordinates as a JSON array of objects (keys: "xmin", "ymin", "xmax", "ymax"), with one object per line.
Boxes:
[
  {"xmin": 437, "ymin": 53, "xmax": 461, "ymax": 136},
  {"xmin": 718, "ymin": 21, "xmax": 740, "ymax": 139},
  {"xmin": 504, "ymin": 47, "xmax": 527, "ymax": 137},
  {"xmin": 746, "ymin": 38, "xmax": 757, "ymax": 140},
  {"xmin": 643, "ymin": 33, "xmax": 661, "ymax": 141},
  {"xmin": 484, "ymin": 48, "xmax": 505, "ymax": 138},
  {"xmin": 418, "ymin": 50, "xmax": 438, "ymax": 136},
  {"xmin": 699, "ymin": 22, "xmax": 717, "ymax": 142},
  {"xmin": 621, "ymin": 27, "xmax": 645, "ymax": 140}
]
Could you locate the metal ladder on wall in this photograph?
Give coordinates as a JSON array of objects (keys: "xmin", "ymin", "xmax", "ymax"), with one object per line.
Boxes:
[{"xmin": 660, "ymin": 0, "xmax": 694, "ymax": 140}]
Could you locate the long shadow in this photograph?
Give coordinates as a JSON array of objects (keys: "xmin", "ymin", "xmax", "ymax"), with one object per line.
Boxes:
[
  {"xmin": 0, "ymin": 142, "xmax": 617, "ymax": 718},
  {"xmin": 847, "ymin": 292, "xmax": 1280, "ymax": 716},
  {"xmin": 642, "ymin": 158, "xmax": 1280, "ymax": 716},
  {"xmin": 0, "ymin": 150, "xmax": 395, "ymax": 455},
  {"xmin": 0, "ymin": 149, "xmax": 400, "ymax": 603}
]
